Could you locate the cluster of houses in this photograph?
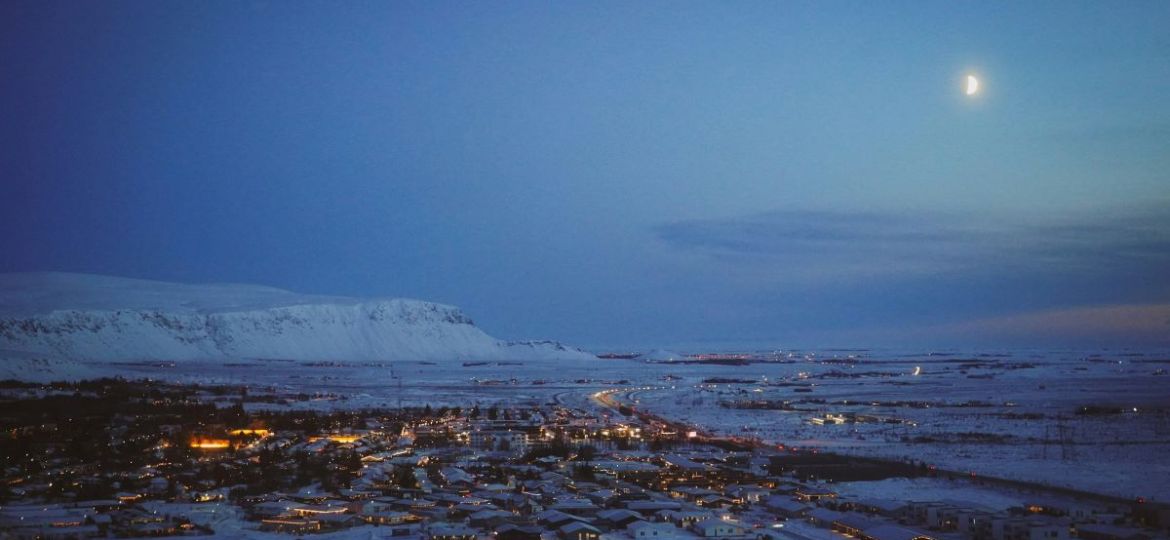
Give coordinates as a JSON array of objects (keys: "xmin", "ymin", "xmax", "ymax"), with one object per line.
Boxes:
[
  {"xmin": 0, "ymin": 500, "xmax": 209, "ymax": 539},
  {"xmin": 1, "ymin": 402, "xmax": 1165, "ymax": 540},
  {"xmin": 223, "ymin": 430, "xmax": 1162, "ymax": 540}
]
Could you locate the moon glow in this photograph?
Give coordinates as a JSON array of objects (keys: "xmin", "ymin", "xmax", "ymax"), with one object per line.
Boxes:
[{"xmin": 966, "ymin": 75, "xmax": 980, "ymax": 96}]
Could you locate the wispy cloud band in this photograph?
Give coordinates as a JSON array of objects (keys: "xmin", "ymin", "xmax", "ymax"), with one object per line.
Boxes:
[{"xmin": 655, "ymin": 206, "xmax": 1170, "ymax": 280}]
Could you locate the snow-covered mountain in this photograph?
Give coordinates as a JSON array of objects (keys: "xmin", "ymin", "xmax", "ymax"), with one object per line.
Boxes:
[{"xmin": 0, "ymin": 273, "xmax": 595, "ymax": 378}]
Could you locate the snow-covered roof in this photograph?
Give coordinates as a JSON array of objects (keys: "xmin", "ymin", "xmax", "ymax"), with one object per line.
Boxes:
[{"xmin": 862, "ymin": 524, "xmax": 936, "ymax": 540}]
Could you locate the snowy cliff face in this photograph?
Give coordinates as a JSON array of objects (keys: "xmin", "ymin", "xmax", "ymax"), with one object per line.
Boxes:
[{"xmin": 0, "ymin": 273, "xmax": 595, "ymax": 374}]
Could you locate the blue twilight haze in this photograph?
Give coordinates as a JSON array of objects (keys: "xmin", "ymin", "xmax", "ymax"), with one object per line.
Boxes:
[{"xmin": 2, "ymin": 1, "xmax": 1168, "ymax": 348}]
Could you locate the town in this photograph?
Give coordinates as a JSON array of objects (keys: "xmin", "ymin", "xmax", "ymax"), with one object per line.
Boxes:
[{"xmin": 1, "ymin": 379, "xmax": 1165, "ymax": 540}]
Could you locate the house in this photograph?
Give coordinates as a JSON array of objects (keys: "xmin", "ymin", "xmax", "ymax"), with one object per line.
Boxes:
[
  {"xmin": 753, "ymin": 528, "xmax": 837, "ymax": 540},
  {"xmin": 905, "ymin": 502, "xmax": 957, "ymax": 530},
  {"xmin": 360, "ymin": 509, "xmax": 418, "ymax": 526},
  {"xmin": 956, "ymin": 509, "xmax": 998, "ymax": 540},
  {"xmin": 449, "ymin": 494, "xmax": 491, "ymax": 507},
  {"xmin": 428, "ymin": 524, "xmax": 479, "ymax": 540},
  {"xmin": 290, "ymin": 502, "xmax": 349, "ymax": 518},
  {"xmin": 539, "ymin": 509, "xmax": 590, "ymax": 528},
  {"xmin": 487, "ymin": 493, "xmax": 528, "ymax": 512},
  {"xmin": 552, "ymin": 498, "xmax": 601, "ymax": 516},
  {"xmin": 763, "ymin": 496, "xmax": 810, "ymax": 519},
  {"xmin": 1076, "ymin": 524, "xmax": 1151, "ymax": 540},
  {"xmin": 793, "ymin": 487, "xmax": 836, "ymax": 502},
  {"xmin": 626, "ymin": 501, "xmax": 683, "ymax": 516},
  {"xmin": 470, "ymin": 429, "xmax": 530, "ymax": 452},
  {"xmin": 628, "ymin": 521, "xmax": 687, "ymax": 539},
  {"xmin": 671, "ymin": 487, "xmax": 720, "ymax": 501},
  {"xmin": 497, "ymin": 523, "xmax": 546, "ymax": 540},
  {"xmin": 251, "ymin": 500, "xmax": 297, "ymax": 518},
  {"xmin": 696, "ymin": 495, "xmax": 736, "ymax": 509},
  {"xmin": 587, "ymin": 489, "xmax": 619, "ymax": 506},
  {"xmin": 597, "ymin": 509, "xmax": 644, "ymax": 530},
  {"xmin": 691, "ymin": 518, "xmax": 747, "ymax": 538},
  {"xmin": 991, "ymin": 517, "xmax": 1070, "ymax": 540},
  {"xmin": 560, "ymin": 521, "xmax": 603, "ymax": 540},
  {"xmin": 454, "ymin": 503, "xmax": 498, "ymax": 519},
  {"xmin": 111, "ymin": 508, "xmax": 166, "ymax": 526},
  {"xmin": 441, "ymin": 467, "xmax": 476, "ymax": 488},
  {"xmin": 807, "ymin": 508, "xmax": 844, "ymax": 528},
  {"xmin": 850, "ymin": 499, "xmax": 909, "ymax": 519},
  {"xmin": 719, "ymin": 485, "xmax": 766, "ymax": 505},
  {"xmin": 831, "ymin": 514, "xmax": 879, "ymax": 537},
  {"xmin": 468, "ymin": 509, "xmax": 514, "ymax": 528},
  {"xmin": 859, "ymin": 524, "xmax": 937, "ymax": 540},
  {"xmin": 593, "ymin": 461, "xmax": 661, "ymax": 481},
  {"xmin": 661, "ymin": 510, "xmax": 715, "ymax": 528},
  {"xmin": 393, "ymin": 497, "xmax": 438, "ymax": 513},
  {"xmin": 260, "ymin": 517, "xmax": 321, "ymax": 534},
  {"xmin": 664, "ymin": 455, "xmax": 708, "ymax": 473},
  {"xmin": 317, "ymin": 513, "xmax": 365, "ymax": 530},
  {"xmin": 1023, "ymin": 498, "xmax": 1102, "ymax": 520}
]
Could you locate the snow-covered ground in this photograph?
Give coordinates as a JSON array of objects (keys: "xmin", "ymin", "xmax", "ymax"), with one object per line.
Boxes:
[
  {"xmin": 16, "ymin": 343, "xmax": 1162, "ymax": 501},
  {"xmin": 835, "ymin": 477, "xmax": 1029, "ymax": 511},
  {"xmin": 0, "ymin": 348, "xmax": 102, "ymax": 381},
  {"xmin": 613, "ymin": 352, "xmax": 1170, "ymax": 501}
]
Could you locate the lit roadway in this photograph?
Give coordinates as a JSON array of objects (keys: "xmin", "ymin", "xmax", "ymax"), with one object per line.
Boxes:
[{"xmin": 590, "ymin": 387, "xmax": 717, "ymax": 442}]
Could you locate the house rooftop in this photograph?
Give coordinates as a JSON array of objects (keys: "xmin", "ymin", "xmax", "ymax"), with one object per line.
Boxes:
[{"xmin": 862, "ymin": 524, "xmax": 936, "ymax": 540}]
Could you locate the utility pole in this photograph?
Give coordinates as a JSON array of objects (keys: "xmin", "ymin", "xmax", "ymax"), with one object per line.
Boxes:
[{"xmin": 390, "ymin": 365, "xmax": 404, "ymax": 410}]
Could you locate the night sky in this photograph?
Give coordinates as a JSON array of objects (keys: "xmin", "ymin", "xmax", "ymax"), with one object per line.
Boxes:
[{"xmin": 2, "ymin": 1, "xmax": 1168, "ymax": 348}]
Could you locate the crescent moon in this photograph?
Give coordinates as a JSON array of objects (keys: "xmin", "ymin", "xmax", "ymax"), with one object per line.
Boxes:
[{"xmin": 966, "ymin": 75, "xmax": 979, "ymax": 96}]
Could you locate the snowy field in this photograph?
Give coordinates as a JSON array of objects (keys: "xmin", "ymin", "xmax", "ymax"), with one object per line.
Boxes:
[
  {"xmin": 27, "ymin": 347, "xmax": 1170, "ymax": 502},
  {"xmin": 835, "ymin": 477, "xmax": 1032, "ymax": 511},
  {"xmin": 599, "ymin": 350, "xmax": 1170, "ymax": 502}
]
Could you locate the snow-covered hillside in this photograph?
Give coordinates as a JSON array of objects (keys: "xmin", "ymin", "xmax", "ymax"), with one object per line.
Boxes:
[{"xmin": 0, "ymin": 273, "xmax": 595, "ymax": 378}]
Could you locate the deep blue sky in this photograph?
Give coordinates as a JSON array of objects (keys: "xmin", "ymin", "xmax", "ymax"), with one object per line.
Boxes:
[{"xmin": 2, "ymin": 1, "xmax": 1168, "ymax": 348}]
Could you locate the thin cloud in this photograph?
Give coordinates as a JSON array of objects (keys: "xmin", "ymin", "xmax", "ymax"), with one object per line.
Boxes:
[
  {"xmin": 924, "ymin": 303, "xmax": 1170, "ymax": 346},
  {"xmin": 654, "ymin": 206, "xmax": 1170, "ymax": 280}
]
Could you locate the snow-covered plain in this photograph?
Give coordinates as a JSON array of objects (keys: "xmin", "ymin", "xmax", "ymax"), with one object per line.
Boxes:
[
  {"xmin": 835, "ymin": 477, "xmax": 1028, "ymax": 511},
  {"xmin": 610, "ymin": 352, "xmax": 1170, "ymax": 502},
  {"xmin": 19, "ymin": 345, "xmax": 1163, "ymax": 501}
]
